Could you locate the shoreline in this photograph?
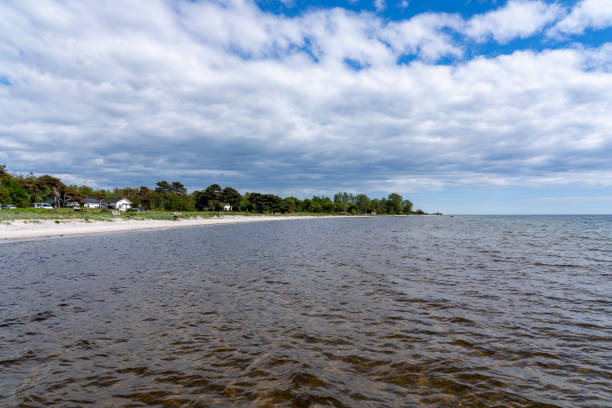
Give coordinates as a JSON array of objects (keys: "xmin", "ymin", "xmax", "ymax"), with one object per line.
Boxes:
[{"xmin": 0, "ymin": 215, "xmax": 366, "ymax": 242}]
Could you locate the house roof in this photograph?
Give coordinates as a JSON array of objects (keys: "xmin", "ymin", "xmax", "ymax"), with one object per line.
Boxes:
[
  {"xmin": 101, "ymin": 197, "xmax": 131, "ymax": 204},
  {"xmin": 83, "ymin": 198, "xmax": 100, "ymax": 203}
]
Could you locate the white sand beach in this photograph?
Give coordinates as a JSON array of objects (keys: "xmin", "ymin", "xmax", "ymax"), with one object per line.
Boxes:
[{"xmin": 0, "ymin": 215, "xmax": 353, "ymax": 241}]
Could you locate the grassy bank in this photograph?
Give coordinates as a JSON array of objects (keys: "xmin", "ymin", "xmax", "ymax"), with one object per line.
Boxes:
[{"xmin": 0, "ymin": 208, "xmax": 361, "ymax": 222}]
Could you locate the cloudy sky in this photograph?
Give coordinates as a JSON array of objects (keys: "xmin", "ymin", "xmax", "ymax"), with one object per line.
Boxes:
[{"xmin": 1, "ymin": 0, "xmax": 611, "ymax": 213}]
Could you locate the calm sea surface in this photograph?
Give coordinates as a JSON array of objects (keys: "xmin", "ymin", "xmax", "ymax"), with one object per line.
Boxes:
[{"xmin": 1, "ymin": 215, "xmax": 611, "ymax": 407}]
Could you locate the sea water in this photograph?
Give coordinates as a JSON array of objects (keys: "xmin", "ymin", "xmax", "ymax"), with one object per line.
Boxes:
[{"xmin": 1, "ymin": 216, "xmax": 610, "ymax": 407}]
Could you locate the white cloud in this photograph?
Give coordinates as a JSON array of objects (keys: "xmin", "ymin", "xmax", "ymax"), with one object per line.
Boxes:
[
  {"xmin": 382, "ymin": 13, "xmax": 464, "ymax": 61},
  {"xmin": 464, "ymin": 0, "xmax": 563, "ymax": 43},
  {"xmin": 0, "ymin": 0, "xmax": 611, "ymax": 194},
  {"xmin": 548, "ymin": 0, "xmax": 612, "ymax": 37},
  {"xmin": 374, "ymin": 0, "xmax": 386, "ymax": 13}
]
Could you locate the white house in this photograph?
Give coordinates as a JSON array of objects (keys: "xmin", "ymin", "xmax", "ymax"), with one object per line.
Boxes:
[
  {"xmin": 101, "ymin": 198, "xmax": 132, "ymax": 211},
  {"xmin": 223, "ymin": 203, "xmax": 232, "ymax": 211},
  {"xmin": 83, "ymin": 198, "xmax": 101, "ymax": 208}
]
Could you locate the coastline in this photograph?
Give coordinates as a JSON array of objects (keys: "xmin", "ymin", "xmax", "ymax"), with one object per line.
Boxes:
[{"xmin": 0, "ymin": 215, "xmax": 364, "ymax": 242}]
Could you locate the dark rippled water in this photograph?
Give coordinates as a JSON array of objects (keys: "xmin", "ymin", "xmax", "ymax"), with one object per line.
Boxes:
[{"xmin": 1, "ymin": 216, "xmax": 611, "ymax": 407}]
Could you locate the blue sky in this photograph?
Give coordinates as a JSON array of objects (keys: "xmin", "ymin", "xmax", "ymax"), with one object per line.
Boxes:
[{"xmin": 0, "ymin": 0, "xmax": 611, "ymax": 213}]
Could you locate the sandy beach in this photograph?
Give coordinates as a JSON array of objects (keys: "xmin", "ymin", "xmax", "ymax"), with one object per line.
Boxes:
[{"xmin": 0, "ymin": 215, "xmax": 350, "ymax": 241}]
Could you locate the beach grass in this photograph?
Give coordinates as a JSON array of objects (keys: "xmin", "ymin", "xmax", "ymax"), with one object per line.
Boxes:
[{"xmin": 0, "ymin": 208, "xmax": 355, "ymax": 222}]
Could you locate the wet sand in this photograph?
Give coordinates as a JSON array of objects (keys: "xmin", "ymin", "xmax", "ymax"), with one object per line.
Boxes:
[{"xmin": 0, "ymin": 215, "xmax": 355, "ymax": 241}]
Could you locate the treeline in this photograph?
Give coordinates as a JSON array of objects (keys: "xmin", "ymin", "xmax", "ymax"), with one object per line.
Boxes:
[{"xmin": 0, "ymin": 165, "xmax": 426, "ymax": 214}]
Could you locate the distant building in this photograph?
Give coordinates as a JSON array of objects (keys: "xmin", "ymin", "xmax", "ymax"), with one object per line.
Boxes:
[
  {"xmin": 83, "ymin": 198, "xmax": 102, "ymax": 208},
  {"xmin": 223, "ymin": 203, "xmax": 232, "ymax": 211},
  {"xmin": 101, "ymin": 198, "xmax": 132, "ymax": 212},
  {"xmin": 32, "ymin": 203, "xmax": 53, "ymax": 209}
]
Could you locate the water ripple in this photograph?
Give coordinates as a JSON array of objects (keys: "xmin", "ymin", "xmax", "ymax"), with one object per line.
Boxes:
[{"xmin": 1, "ymin": 215, "xmax": 611, "ymax": 407}]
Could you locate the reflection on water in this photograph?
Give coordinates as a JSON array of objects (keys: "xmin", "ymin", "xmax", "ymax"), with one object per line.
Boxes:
[{"xmin": 1, "ymin": 216, "xmax": 611, "ymax": 407}]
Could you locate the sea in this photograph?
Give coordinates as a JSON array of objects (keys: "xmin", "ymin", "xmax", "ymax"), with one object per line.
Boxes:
[{"xmin": 1, "ymin": 215, "xmax": 610, "ymax": 407}]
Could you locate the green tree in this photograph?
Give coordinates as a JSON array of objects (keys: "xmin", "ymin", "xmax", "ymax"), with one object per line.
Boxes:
[
  {"xmin": 35, "ymin": 175, "xmax": 63, "ymax": 206},
  {"xmin": 306, "ymin": 200, "xmax": 322, "ymax": 213},
  {"xmin": 240, "ymin": 194, "xmax": 253, "ymax": 212},
  {"xmin": 58, "ymin": 185, "xmax": 84, "ymax": 206},
  {"xmin": 264, "ymin": 194, "xmax": 285, "ymax": 213},
  {"xmin": 154, "ymin": 181, "xmax": 192, "ymax": 210},
  {"xmin": 248, "ymin": 193, "xmax": 264, "ymax": 212},
  {"xmin": 154, "ymin": 181, "xmax": 171, "ymax": 210},
  {"xmin": 402, "ymin": 199, "xmax": 413, "ymax": 214},
  {"xmin": 155, "ymin": 181, "xmax": 172, "ymax": 194},
  {"xmin": 1, "ymin": 177, "xmax": 29, "ymax": 207},
  {"xmin": 171, "ymin": 181, "xmax": 187, "ymax": 195},
  {"xmin": 356, "ymin": 194, "xmax": 370, "ymax": 214},
  {"xmin": 321, "ymin": 197, "xmax": 334, "ymax": 213},
  {"xmin": 376, "ymin": 198, "xmax": 388, "ymax": 214},
  {"xmin": 193, "ymin": 190, "xmax": 208, "ymax": 211},
  {"xmin": 76, "ymin": 185, "xmax": 95, "ymax": 197},
  {"xmin": 0, "ymin": 165, "xmax": 7, "ymax": 204},
  {"xmin": 0, "ymin": 164, "xmax": 427, "ymax": 214},
  {"xmin": 0, "ymin": 183, "xmax": 9, "ymax": 204},
  {"xmin": 222, "ymin": 187, "xmax": 241, "ymax": 211},
  {"xmin": 388, "ymin": 193, "xmax": 403, "ymax": 214},
  {"xmin": 247, "ymin": 192, "xmax": 284, "ymax": 213},
  {"xmin": 283, "ymin": 197, "xmax": 302, "ymax": 213},
  {"xmin": 205, "ymin": 184, "xmax": 223, "ymax": 210},
  {"xmin": 138, "ymin": 186, "xmax": 152, "ymax": 209},
  {"xmin": 16, "ymin": 173, "xmax": 38, "ymax": 203},
  {"xmin": 333, "ymin": 192, "xmax": 349, "ymax": 212}
]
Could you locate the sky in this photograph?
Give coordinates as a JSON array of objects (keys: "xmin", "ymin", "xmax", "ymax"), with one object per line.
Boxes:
[{"xmin": 0, "ymin": 0, "xmax": 611, "ymax": 214}]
